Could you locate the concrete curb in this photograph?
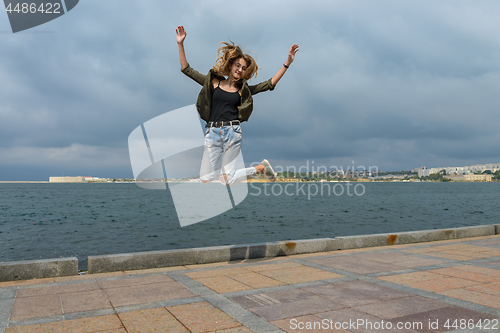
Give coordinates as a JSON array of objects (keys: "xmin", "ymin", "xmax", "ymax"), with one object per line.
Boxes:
[
  {"xmin": 0, "ymin": 258, "xmax": 77, "ymax": 282},
  {"xmin": 454, "ymin": 225, "xmax": 495, "ymax": 239},
  {"xmin": 87, "ymin": 238, "xmax": 342, "ymax": 274},
  {"xmin": 87, "ymin": 224, "xmax": 499, "ymax": 274},
  {"xmin": 336, "ymin": 224, "xmax": 497, "ymax": 250},
  {"xmin": 1, "ymin": 224, "xmax": 499, "ymax": 279}
]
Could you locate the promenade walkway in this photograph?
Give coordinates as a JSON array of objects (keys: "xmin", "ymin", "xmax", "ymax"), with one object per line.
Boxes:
[{"xmin": 1, "ymin": 235, "xmax": 499, "ymax": 332}]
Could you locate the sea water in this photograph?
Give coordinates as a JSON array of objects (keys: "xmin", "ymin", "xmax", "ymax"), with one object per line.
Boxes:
[{"xmin": 0, "ymin": 182, "xmax": 498, "ymax": 269}]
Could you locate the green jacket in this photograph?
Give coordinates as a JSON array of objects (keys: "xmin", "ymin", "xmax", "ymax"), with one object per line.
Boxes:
[{"xmin": 181, "ymin": 64, "xmax": 275, "ymax": 123}]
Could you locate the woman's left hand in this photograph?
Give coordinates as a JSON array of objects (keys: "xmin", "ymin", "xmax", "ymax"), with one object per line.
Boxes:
[{"xmin": 286, "ymin": 44, "xmax": 299, "ymax": 66}]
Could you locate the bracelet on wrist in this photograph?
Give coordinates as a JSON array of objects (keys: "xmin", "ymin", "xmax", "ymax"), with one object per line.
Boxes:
[{"xmin": 283, "ymin": 64, "xmax": 289, "ymax": 69}]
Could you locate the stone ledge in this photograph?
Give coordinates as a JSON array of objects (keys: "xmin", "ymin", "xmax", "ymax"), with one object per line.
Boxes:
[
  {"xmin": 0, "ymin": 258, "xmax": 78, "ymax": 282},
  {"xmin": 278, "ymin": 238, "xmax": 340, "ymax": 255},
  {"xmin": 88, "ymin": 225, "xmax": 497, "ymax": 274},
  {"xmin": 454, "ymin": 225, "xmax": 495, "ymax": 239},
  {"xmin": 336, "ymin": 224, "xmax": 496, "ymax": 250},
  {"xmin": 88, "ymin": 239, "xmax": 333, "ymax": 274}
]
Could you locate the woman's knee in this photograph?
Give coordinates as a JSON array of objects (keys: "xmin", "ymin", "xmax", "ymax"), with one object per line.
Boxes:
[{"xmin": 220, "ymin": 174, "xmax": 238, "ymax": 186}]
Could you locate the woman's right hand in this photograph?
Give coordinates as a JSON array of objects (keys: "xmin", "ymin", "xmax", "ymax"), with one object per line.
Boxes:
[{"xmin": 176, "ymin": 25, "xmax": 187, "ymax": 45}]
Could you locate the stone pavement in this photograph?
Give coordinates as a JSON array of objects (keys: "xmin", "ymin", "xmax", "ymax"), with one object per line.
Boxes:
[{"xmin": 1, "ymin": 235, "xmax": 500, "ymax": 333}]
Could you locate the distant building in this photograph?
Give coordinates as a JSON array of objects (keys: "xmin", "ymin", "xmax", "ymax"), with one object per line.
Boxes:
[
  {"xmin": 49, "ymin": 176, "xmax": 85, "ymax": 183},
  {"xmin": 418, "ymin": 163, "xmax": 500, "ymax": 177},
  {"xmin": 463, "ymin": 174, "xmax": 492, "ymax": 182}
]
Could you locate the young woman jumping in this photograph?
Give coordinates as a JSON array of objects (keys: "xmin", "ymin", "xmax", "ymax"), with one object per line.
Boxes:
[{"xmin": 176, "ymin": 25, "xmax": 298, "ymax": 186}]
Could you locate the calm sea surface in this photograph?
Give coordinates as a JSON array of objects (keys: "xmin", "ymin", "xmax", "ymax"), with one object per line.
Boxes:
[{"xmin": 0, "ymin": 182, "xmax": 498, "ymax": 269}]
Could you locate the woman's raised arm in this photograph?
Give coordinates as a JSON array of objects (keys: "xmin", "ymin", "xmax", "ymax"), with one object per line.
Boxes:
[
  {"xmin": 176, "ymin": 25, "xmax": 188, "ymax": 69},
  {"xmin": 271, "ymin": 44, "xmax": 299, "ymax": 86}
]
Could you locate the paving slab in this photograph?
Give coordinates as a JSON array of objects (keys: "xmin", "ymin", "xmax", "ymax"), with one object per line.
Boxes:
[
  {"xmin": 333, "ymin": 280, "xmax": 413, "ymax": 300},
  {"xmin": 244, "ymin": 297, "xmax": 346, "ymax": 322},
  {"xmin": 301, "ymin": 284, "xmax": 383, "ymax": 307},
  {"xmin": 118, "ymin": 307, "xmax": 190, "ymax": 332},
  {"xmin": 353, "ymin": 296, "xmax": 449, "ymax": 320},
  {"xmin": 103, "ymin": 282, "xmax": 197, "ymax": 308},
  {"xmin": 166, "ymin": 302, "xmax": 243, "ymax": 333},
  {"xmin": 9, "ymin": 294, "xmax": 63, "ymax": 321}
]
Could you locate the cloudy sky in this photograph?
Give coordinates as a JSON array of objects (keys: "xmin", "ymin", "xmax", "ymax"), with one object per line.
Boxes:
[{"xmin": 1, "ymin": 0, "xmax": 500, "ymax": 181}]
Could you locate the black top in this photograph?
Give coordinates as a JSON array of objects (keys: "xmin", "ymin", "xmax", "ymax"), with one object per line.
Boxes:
[{"xmin": 209, "ymin": 81, "xmax": 241, "ymax": 122}]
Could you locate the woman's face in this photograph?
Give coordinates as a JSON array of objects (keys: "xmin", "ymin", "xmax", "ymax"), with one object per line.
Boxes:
[{"xmin": 230, "ymin": 57, "xmax": 248, "ymax": 80}]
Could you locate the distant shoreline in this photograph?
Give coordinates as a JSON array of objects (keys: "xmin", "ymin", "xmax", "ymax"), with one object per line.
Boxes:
[{"xmin": 0, "ymin": 181, "xmax": 50, "ymax": 183}]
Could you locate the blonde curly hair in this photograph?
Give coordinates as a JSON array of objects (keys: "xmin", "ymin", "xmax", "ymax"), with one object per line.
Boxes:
[{"xmin": 212, "ymin": 41, "xmax": 258, "ymax": 81}]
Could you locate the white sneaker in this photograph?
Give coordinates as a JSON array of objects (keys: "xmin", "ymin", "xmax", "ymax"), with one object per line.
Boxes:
[{"xmin": 261, "ymin": 159, "xmax": 276, "ymax": 182}]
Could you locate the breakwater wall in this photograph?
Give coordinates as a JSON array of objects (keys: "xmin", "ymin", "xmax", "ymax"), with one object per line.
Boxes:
[{"xmin": 1, "ymin": 224, "xmax": 499, "ymax": 282}]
